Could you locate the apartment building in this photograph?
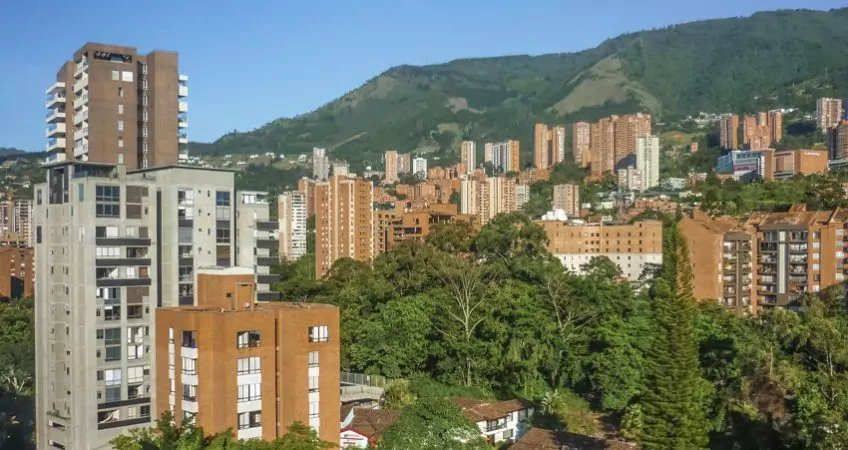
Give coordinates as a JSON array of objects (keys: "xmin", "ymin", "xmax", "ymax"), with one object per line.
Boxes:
[
  {"xmin": 679, "ymin": 212, "xmax": 756, "ymax": 315},
  {"xmin": 332, "ymin": 162, "xmax": 350, "ymax": 177},
  {"xmin": 484, "ymin": 143, "xmax": 493, "ymax": 165},
  {"xmin": 617, "ymin": 167, "xmax": 643, "ymax": 192},
  {"xmin": 0, "ymin": 247, "xmax": 33, "ymax": 299},
  {"xmin": 278, "ymin": 192, "xmax": 307, "ymax": 262},
  {"xmin": 536, "ymin": 220, "xmax": 663, "ymax": 281},
  {"xmin": 828, "ymin": 121, "xmax": 848, "ymax": 161},
  {"xmin": 533, "ymin": 124, "xmax": 565, "ymax": 169},
  {"xmin": 773, "ymin": 149, "xmax": 829, "ymax": 179},
  {"xmin": 613, "ymin": 114, "xmax": 652, "ymax": 168},
  {"xmin": 412, "ymin": 157, "xmax": 427, "ymax": 180},
  {"xmin": 680, "ymin": 205, "xmax": 848, "ymax": 313},
  {"xmin": 234, "ymin": 192, "xmax": 281, "ymax": 302},
  {"xmin": 589, "ymin": 117, "xmax": 616, "ymax": 177},
  {"xmin": 552, "ymin": 184, "xmax": 580, "ymax": 218},
  {"xmin": 488, "ymin": 140, "xmax": 521, "ymax": 173},
  {"xmin": 515, "ymin": 184, "xmax": 530, "ymax": 212},
  {"xmin": 155, "ymin": 267, "xmax": 340, "ymax": 444},
  {"xmin": 314, "ymin": 176, "xmax": 374, "ymax": 279},
  {"xmin": 742, "ymin": 111, "xmax": 783, "ymax": 150},
  {"xmin": 816, "ymin": 98, "xmax": 844, "ymax": 131},
  {"xmin": 312, "ymin": 148, "xmax": 328, "ymax": 181},
  {"xmin": 460, "ymin": 176, "xmax": 520, "ymax": 225},
  {"xmin": 297, "ymin": 178, "xmax": 316, "ymax": 218},
  {"xmin": 384, "ymin": 151, "xmax": 399, "ymax": 184},
  {"xmin": 44, "ymin": 43, "xmax": 187, "ymax": 169},
  {"xmin": 33, "ymin": 162, "xmax": 275, "ymax": 449},
  {"xmin": 0, "ymin": 198, "xmax": 34, "ymax": 247},
  {"xmin": 720, "ymin": 115, "xmax": 740, "ymax": 150},
  {"xmin": 636, "ymin": 136, "xmax": 660, "ymax": 191},
  {"xmin": 461, "ymin": 141, "xmax": 476, "ymax": 174},
  {"xmin": 572, "ymin": 122, "xmax": 591, "ymax": 168}
]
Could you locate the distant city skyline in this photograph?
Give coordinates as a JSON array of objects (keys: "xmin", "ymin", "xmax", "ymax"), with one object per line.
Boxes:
[{"xmin": 0, "ymin": 0, "xmax": 844, "ymax": 150}]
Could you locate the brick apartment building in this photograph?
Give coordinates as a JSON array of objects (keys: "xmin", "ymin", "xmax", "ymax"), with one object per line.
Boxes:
[
  {"xmin": 44, "ymin": 43, "xmax": 187, "ymax": 169},
  {"xmin": 551, "ymin": 184, "xmax": 580, "ymax": 218},
  {"xmin": 533, "ymin": 124, "xmax": 566, "ymax": 170},
  {"xmin": 536, "ymin": 220, "xmax": 663, "ymax": 281},
  {"xmin": 680, "ymin": 205, "xmax": 848, "ymax": 314},
  {"xmin": 0, "ymin": 247, "xmax": 33, "ymax": 299},
  {"xmin": 314, "ymin": 175, "xmax": 374, "ymax": 279},
  {"xmin": 156, "ymin": 267, "xmax": 340, "ymax": 443},
  {"xmin": 572, "ymin": 122, "xmax": 591, "ymax": 168}
]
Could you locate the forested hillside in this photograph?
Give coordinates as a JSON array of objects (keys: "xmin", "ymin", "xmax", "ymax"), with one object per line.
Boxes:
[{"xmin": 195, "ymin": 8, "xmax": 848, "ymax": 169}]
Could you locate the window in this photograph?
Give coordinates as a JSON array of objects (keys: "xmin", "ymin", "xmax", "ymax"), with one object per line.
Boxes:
[
  {"xmin": 127, "ymin": 366, "xmax": 145, "ymax": 383},
  {"xmin": 104, "ymin": 386, "xmax": 121, "ymax": 402},
  {"xmin": 502, "ymin": 429, "xmax": 514, "ymax": 440},
  {"xmin": 140, "ymin": 405, "xmax": 150, "ymax": 418},
  {"xmin": 308, "ymin": 351, "xmax": 319, "ymax": 368},
  {"xmin": 118, "ymin": 87, "xmax": 124, "ymax": 97},
  {"xmin": 127, "ymin": 344, "xmax": 145, "ymax": 360},
  {"xmin": 96, "ymin": 246, "xmax": 120, "ymax": 258},
  {"xmin": 118, "ymin": 104, "xmax": 123, "ymax": 115},
  {"xmin": 95, "ymin": 185, "xmax": 120, "ymax": 218},
  {"xmin": 517, "ymin": 409, "xmax": 528, "ymax": 421},
  {"xmin": 309, "ymin": 401, "xmax": 319, "ymax": 419},
  {"xmin": 216, "ymin": 191, "xmax": 231, "ymax": 206},
  {"xmin": 111, "ymin": 70, "xmax": 119, "ymax": 81},
  {"xmin": 309, "ymin": 376, "xmax": 319, "ymax": 393},
  {"xmin": 117, "ymin": 120, "xmax": 124, "ymax": 131},
  {"xmin": 182, "ymin": 384, "xmax": 197, "ymax": 401},
  {"xmin": 96, "ymin": 226, "xmax": 120, "ymax": 238},
  {"xmin": 127, "ymin": 305, "xmax": 143, "ymax": 319},
  {"xmin": 118, "ymin": 137, "xmax": 124, "ymax": 148},
  {"xmin": 98, "ymin": 409, "xmax": 120, "ymax": 424},
  {"xmin": 182, "ymin": 331, "xmax": 197, "ymax": 348},
  {"xmin": 308, "ymin": 326, "xmax": 329, "ymax": 343},
  {"xmin": 121, "ymin": 71, "xmax": 133, "ymax": 82},
  {"xmin": 216, "ymin": 228, "xmax": 231, "ymax": 244},
  {"xmin": 237, "ymin": 383, "xmax": 261, "ymax": 402},
  {"xmin": 237, "ymin": 357, "xmax": 260, "ymax": 375},
  {"xmin": 236, "ymin": 330, "xmax": 260, "ymax": 348},
  {"xmin": 103, "ymin": 328, "xmax": 121, "ymax": 344},
  {"xmin": 104, "ymin": 368, "xmax": 122, "ymax": 386},
  {"xmin": 105, "ymin": 346, "xmax": 121, "ymax": 361},
  {"xmin": 238, "ymin": 411, "xmax": 262, "ymax": 429},
  {"xmin": 103, "ymin": 305, "xmax": 120, "ymax": 321},
  {"xmin": 182, "ymin": 357, "xmax": 197, "ymax": 375}
]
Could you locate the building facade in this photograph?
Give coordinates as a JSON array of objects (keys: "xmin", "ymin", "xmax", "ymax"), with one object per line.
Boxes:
[
  {"xmin": 278, "ymin": 192, "xmax": 307, "ymax": 262},
  {"xmin": 34, "ymin": 163, "xmax": 274, "ymax": 449},
  {"xmin": 45, "ymin": 43, "xmax": 187, "ymax": 169},
  {"xmin": 0, "ymin": 247, "xmax": 33, "ymax": 299},
  {"xmin": 312, "ymin": 148, "xmax": 328, "ymax": 181},
  {"xmin": 817, "ymin": 98, "xmax": 844, "ymax": 131},
  {"xmin": 636, "ymin": 136, "xmax": 660, "ymax": 191},
  {"xmin": 460, "ymin": 141, "xmax": 476, "ymax": 175},
  {"xmin": 537, "ymin": 220, "xmax": 663, "ymax": 281},
  {"xmin": 720, "ymin": 115, "xmax": 740, "ymax": 150},
  {"xmin": 489, "ymin": 140, "xmax": 521, "ymax": 173},
  {"xmin": 572, "ymin": 122, "xmax": 591, "ymax": 168},
  {"xmin": 384, "ymin": 151, "xmax": 398, "ymax": 184},
  {"xmin": 155, "ymin": 267, "xmax": 340, "ymax": 444},
  {"xmin": 314, "ymin": 176, "xmax": 374, "ymax": 279},
  {"xmin": 412, "ymin": 157, "xmax": 427, "ymax": 180},
  {"xmin": 551, "ymin": 184, "xmax": 580, "ymax": 218},
  {"xmin": 533, "ymin": 124, "xmax": 565, "ymax": 169},
  {"xmin": 0, "ymin": 198, "xmax": 34, "ymax": 247}
]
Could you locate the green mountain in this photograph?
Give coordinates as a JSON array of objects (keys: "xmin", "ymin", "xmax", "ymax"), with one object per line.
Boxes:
[{"xmin": 195, "ymin": 8, "xmax": 848, "ymax": 169}]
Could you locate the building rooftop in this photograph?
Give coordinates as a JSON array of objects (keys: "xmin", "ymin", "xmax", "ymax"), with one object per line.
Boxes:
[
  {"xmin": 343, "ymin": 408, "xmax": 401, "ymax": 438},
  {"xmin": 450, "ymin": 397, "xmax": 532, "ymax": 422},
  {"xmin": 196, "ymin": 266, "xmax": 255, "ymax": 276},
  {"xmin": 165, "ymin": 301, "xmax": 337, "ymax": 315}
]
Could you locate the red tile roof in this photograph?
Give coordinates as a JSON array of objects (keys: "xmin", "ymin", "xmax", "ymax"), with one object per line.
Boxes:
[{"xmin": 450, "ymin": 397, "xmax": 533, "ymax": 422}]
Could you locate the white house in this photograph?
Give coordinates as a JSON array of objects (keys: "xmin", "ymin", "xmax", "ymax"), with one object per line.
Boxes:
[{"xmin": 451, "ymin": 398, "xmax": 534, "ymax": 445}]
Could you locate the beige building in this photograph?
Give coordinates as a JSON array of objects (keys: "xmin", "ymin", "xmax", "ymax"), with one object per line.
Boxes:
[
  {"xmin": 156, "ymin": 267, "xmax": 340, "ymax": 444},
  {"xmin": 45, "ymin": 43, "xmax": 187, "ymax": 169},
  {"xmin": 816, "ymin": 98, "xmax": 844, "ymax": 131},
  {"xmin": 572, "ymin": 122, "xmax": 591, "ymax": 168},
  {"xmin": 384, "ymin": 151, "xmax": 399, "ymax": 184},
  {"xmin": 552, "ymin": 184, "xmax": 580, "ymax": 218},
  {"xmin": 537, "ymin": 220, "xmax": 663, "ymax": 281},
  {"xmin": 720, "ymin": 115, "xmax": 739, "ymax": 150},
  {"xmin": 314, "ymin": 176, "xmax": 374, "ymax": 279},
  {"xmin": 460, "ymin": 141, "xmax": 476, "ymax": 175},
  {"xmin": 278, "ymin": 192, "xmax": 307, "ymax": 262},
  {"xmin": 533, "ymin": 124, "xmax": 566, "ymax": 169}
]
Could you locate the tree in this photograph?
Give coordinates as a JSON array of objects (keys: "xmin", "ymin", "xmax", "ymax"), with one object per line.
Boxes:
[
  {"xmin": 111, "ymin": 413, "xmax": 334, "ymax": 449},
  {"xmin": 378, "ymin": 398, "xmax": 489, "ymax": 450},
  {"xmin": 640, "ymin": 233, "xmax": 710, "ymax": 449},
  {"xmin": 433, "ymin": 254, "xmax": 495, "ymax": 387}
]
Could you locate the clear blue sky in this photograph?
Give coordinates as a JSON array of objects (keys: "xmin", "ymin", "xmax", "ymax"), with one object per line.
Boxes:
[{"xmin": 0, "ymin": 0, "xmax": 843, "ymax": 150}]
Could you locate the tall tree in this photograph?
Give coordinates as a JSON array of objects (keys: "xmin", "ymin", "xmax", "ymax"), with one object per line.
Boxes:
[
  {"xmin": 640, "ymin": 234, "xmax": 710, "ymax": 449},
  {"xmin": 378, "ymin": 398, "xmax": 489, "ymax": 450}
]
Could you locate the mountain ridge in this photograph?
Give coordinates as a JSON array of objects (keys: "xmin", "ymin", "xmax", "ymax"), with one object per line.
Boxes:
[{"xmin": 193, "ymin": 8, "xmax": 848, "ymax": 168}]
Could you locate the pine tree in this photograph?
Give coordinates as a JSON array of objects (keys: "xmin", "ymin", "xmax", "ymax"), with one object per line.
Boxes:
[{"xmin": 640, "ymin": 233, "xmax": 709, "ymax": 449}]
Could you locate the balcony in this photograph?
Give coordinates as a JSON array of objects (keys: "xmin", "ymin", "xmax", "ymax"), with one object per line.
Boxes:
[
  {"xmin": 178, "ymin": 101, "xmax": 188, "ymax": 113},
  {"xmin": 74, "ymin": 59, "xmax": 88, "ymax": 77},
  {"xmin": 46, "ymin": 123, "xmax": 66, "ymax": 138},
  {"xmin": 46, "ymin": 137, "xmax": 66, "ymax": 152},
  {"xmin": 74, "ymin": 108, "xmax": 88, "ymax": 125},
  {"xmin": 73, "ymin": 75, "xmax": 88, "ymax": 93},
  {"xmin": 45, "ymin": 94, "xmax": 66, "ymax": 109},
  {"xmin": 178, "ymin": 117, "xmax": 188, "ymax": 129},
  {"xmin": 43, "ymin": 153, "xmax": 67, "ymax": 165},
  {"xmin": 45, "ymin": 81, "xmax": 65, "ymax": 95},
  {"xmin": 77, "ymin": 125, "xmax": 89, "ymax": 140},
  {"xmin": 178, "ymin": 133, "xmax": 188, "ymax": 145},
  {"xmin": 74, "ymin": 138, "xmax": 88, "ymax": 157},
  {"xmin": 257, "ymin": 291, "xmax": 280, "ymax": 302},
  {"xmin": 73, "ymin": 93, "xmax": 88, "ymax": 110},
  {"xmin": 256, "ymin": 256, "xmax": 279, "ymax": 267},
  {"xmin": 45, "ymin": 109, "xmax": 66, "ymax": 123},
  {"xmin": 178, "ymin": 85, "xmax": 188, "ymax": 97},
  {"xmin": 256, "ymin": 221, "xmax": 278, "ymax": 232},
  {"xmin": 179, "ymin": 74, "xmax": 188, "ymax": 82},
  {"xmin": 256, "ymin": 274, "xmax": 280, "ymax": 285}
]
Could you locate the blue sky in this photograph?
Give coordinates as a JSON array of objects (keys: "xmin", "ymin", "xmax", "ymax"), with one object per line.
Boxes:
[{"xmin": 0, "ymin": 0, "xmax": 844, "ymax": 150}]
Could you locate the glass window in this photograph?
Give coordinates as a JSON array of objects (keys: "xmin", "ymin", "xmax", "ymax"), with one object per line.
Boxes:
[
  {"xmin": 236, "ymin": 331, "xmax": 260, "ymax": 348},
  {"xmin": 308, "ymin": 351, "xmax": 319, "ymax": 368},
  {"xmin": 118, "ymin": 137, "xmax": 124, "ymax": 148},
  {"xmin": 127, "ymin": 366, "xmax": 144, "ymax": 383},
  {"xmin": 308, "ymin": 326, "xmax": 329, "ymax": 343},
  {"xmin": 182, "ymin": 357, "xmax": 197, "ymax": 375},
  {"xmin": 118, "ymin": 104, "xmax": 123, "ymax": 115},
  {"xmin": 237, "ymin": 383, "xmax": 261, "ymax": 402},
  {"xmin": 111, "ymin": 70, "xmax": 119, "ymax": 81},
  {"xmin": 309, "ymin": 376, "xmax": 319, "ymax": 393},
  {"xmin": 117, "ymin": 120, "xmax": 124, "ymax": 131},
  {"xmin": 216, "ymin": 191, "xmax": 231, "ymax": 206},
  {"xmin": 237, "ymin": 357, "xmax": 261, "ymax": 375}
]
